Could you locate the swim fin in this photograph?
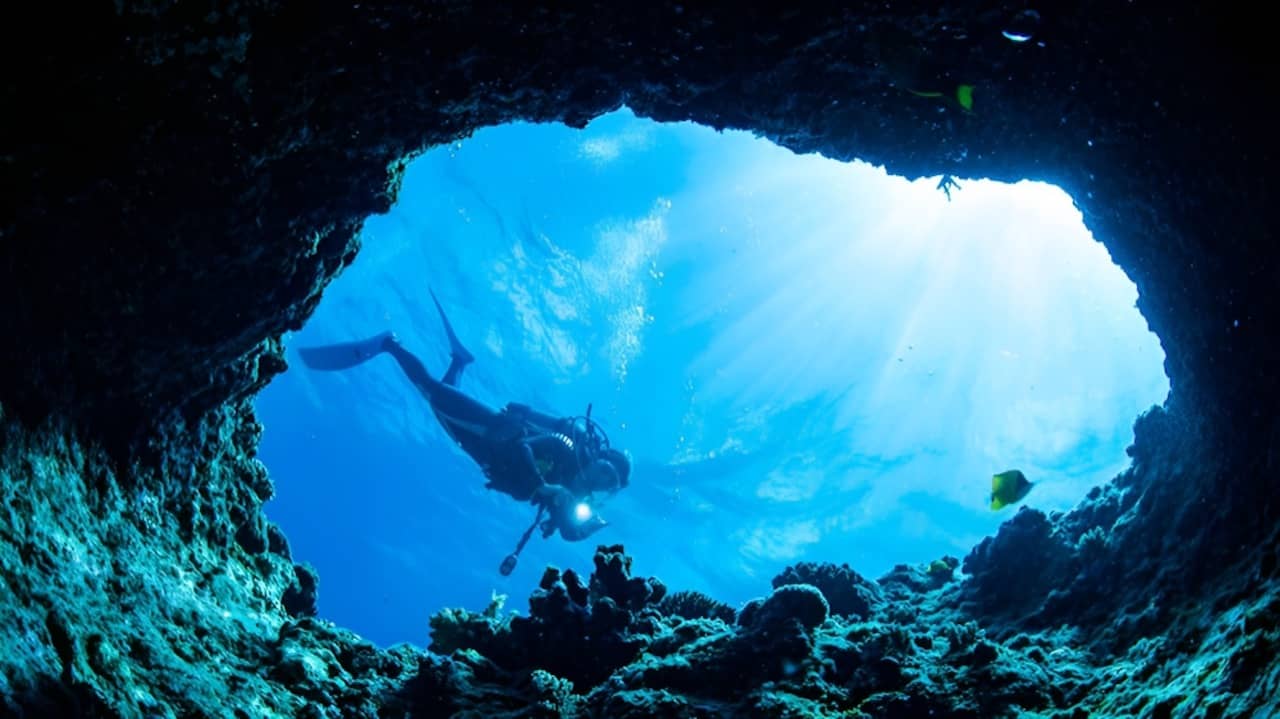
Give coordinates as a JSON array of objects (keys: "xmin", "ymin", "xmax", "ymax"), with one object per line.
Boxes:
[
  {"xmin": 296, "ymin": 331, "xmax": 394, "ymax": 371},
  {"xmin": 429, "ymin": 288, "xmax": 475, "ymax": 366}
]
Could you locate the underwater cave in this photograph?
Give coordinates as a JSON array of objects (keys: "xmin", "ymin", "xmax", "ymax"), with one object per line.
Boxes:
[
  {"xmin": 4, "ymin": 3, "xmax": 1277, "ymax": 718},
  {"xmin": 254, "ymin": 109, "xmax": 1169, "ymax": 647}
]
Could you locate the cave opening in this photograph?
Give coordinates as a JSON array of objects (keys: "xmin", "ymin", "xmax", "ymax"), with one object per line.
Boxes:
[{"xmin": 253, "ymin": 107, "xmax": 1169, "ymax": 647}]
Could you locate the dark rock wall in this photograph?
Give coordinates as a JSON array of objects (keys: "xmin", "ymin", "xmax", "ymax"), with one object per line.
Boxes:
[
  {"xmin": 9, "ymin": 4, "xmax": 1275, "ymax": 447},
  {"xmin": 4, "ymin": 1, "xmax": 1277, "ymax": 715}
]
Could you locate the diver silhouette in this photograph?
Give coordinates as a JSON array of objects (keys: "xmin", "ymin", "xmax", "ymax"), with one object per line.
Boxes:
[{"xmin": 296, "ymin": 289, "xmax": 631, "ymax": 575}]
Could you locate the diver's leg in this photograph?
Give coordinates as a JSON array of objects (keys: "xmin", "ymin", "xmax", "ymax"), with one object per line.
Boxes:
[
  {"xmin": 441, "ymin": 356, "xmax": 468, "ymax": 387},
  {"xmin": 296, "ymin": 332, "xmax": 396, "ymax": 371},
  {"xmin": 382, "ymin": 338, "xmax": 500, "ymax": 429},
  {"xmin": 430, "ymin": 288, "xmax": 475, "ymax": 386},
  {"xmin": 301, "ymin": 332, "xmax": 506, "ymax": 464}
]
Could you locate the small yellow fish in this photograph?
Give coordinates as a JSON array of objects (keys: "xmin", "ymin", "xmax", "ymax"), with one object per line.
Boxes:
[{"xmin": 990, "ymin": 469, "xmax": 1033, "ymax": 510}]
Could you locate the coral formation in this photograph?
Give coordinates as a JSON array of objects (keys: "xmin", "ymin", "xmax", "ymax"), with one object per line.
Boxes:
[
  {"xmin": 404, "ymin": 546, "xmax": 1119, "ymax": 717},
  {"xmin": 3, "ymin": 3, "xmax": 1277, "ymax": 717},
  {"xmin": 657, "ymin": 591, "xmax": 737, "ymax": 624},
  {"xmin": 773, "ymin": 562, "xmax": 884, "ymax": 619}
]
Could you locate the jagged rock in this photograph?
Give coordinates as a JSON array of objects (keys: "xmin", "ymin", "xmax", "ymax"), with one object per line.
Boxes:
[
  {"xmin": 266, "ymin": 522, "xmax": 292, "ymax": 559},
  {"xmin": 283, "ymin": 563, "xmax": 319, "ymax": 619},
  {"xmin": 964, "ymin": 640, "xmax": 998, "ymax": 667},
  {"xmin": 235, "ymin": 513, "xmax": 270, "ymax": 555}
]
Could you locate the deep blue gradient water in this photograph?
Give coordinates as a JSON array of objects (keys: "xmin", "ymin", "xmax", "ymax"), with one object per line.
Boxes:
[{"xmin": 256, "ymin": 108, "xmax": 1169, "ymax": 648}]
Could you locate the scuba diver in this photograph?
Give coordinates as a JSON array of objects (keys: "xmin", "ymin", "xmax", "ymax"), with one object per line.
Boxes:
[{"xmin": 295, "ymin": 289, "xmax": 631, "ymax": 575}]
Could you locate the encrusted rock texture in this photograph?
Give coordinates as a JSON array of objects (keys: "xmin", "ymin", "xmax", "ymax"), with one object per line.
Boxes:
[{"xmin": 3, "ymin": 2, "xmax": 1276, "ymax": 717}]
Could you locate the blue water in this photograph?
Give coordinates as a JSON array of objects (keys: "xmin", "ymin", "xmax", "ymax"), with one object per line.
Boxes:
[{"xmin": 256, "ymin": 107, "xmax": 1169, "ymax": 648}]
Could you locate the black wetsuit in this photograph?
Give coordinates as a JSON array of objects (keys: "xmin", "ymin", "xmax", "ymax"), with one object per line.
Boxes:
[
  {"xmin": 296, "ymin": 297, "xmax": 612, "ymax": 544},
  {"xmin": 380, "ymin": 339, "xmax": 580, "ymax": 501}
]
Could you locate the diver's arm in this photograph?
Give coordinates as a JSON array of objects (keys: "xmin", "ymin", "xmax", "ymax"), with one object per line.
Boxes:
[
  {"xmin": 525, "ymin": 433, "xmax": 577, "ymax": 471},
  {"xmin": 519, "ymin": 433, "xmax": 575, "ymax": 495},
  {"xmin": 517, "ymin": 440, "xmax": 549, "ymax": 491},
  {"xmin": 531, "ymin": 483, "xmax": 571, "ymax": 511}
]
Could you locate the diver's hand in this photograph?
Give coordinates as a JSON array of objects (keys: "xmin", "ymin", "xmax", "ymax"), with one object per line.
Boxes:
[
  {"xmin": 531, "ymin": 485, "xmax": 553, "ymax": 507},
  {"xmin": 560, "ymin": 516, "xmax": 607, "ymax": 542},
  {"xmin": 531, "ymin": 484, "xmax": 569, "ymax": 509}
]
